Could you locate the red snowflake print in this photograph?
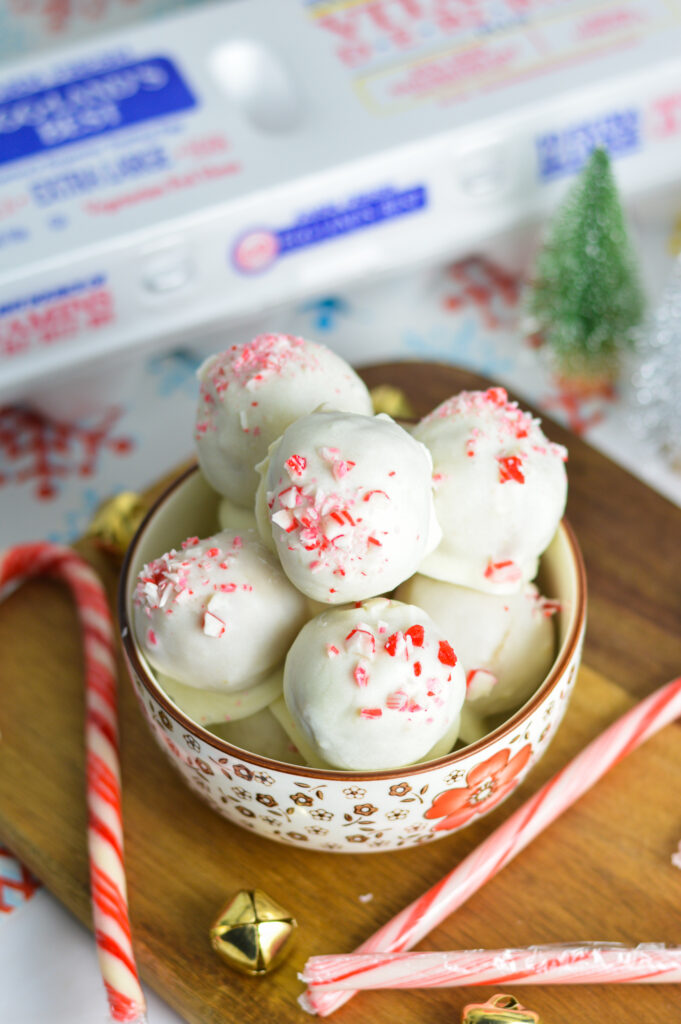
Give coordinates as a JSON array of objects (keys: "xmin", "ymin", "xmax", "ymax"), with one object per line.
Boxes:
[
  {"xmin": 425, "ymin": 745, "xmax": 533, "ymax": 832},
  {"xmin": 0, "ymin": 846, "xmax": 40, "ymax": 913},
  {"xmin": 442, "ymin": 258, "xmax": 519, "ymax": 328},
  {"xmin": 0, "ymin": 406, "xmax": 133, "ymax": 500}
]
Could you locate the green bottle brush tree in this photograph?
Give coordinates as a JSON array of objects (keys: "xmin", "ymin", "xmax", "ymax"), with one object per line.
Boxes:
[{"xmin": 527, "ymin": 147, "xmax": 645, "ymax": 384}]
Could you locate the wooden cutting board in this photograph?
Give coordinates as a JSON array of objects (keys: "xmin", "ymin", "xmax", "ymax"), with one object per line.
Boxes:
[{"xmin": 2, "ymin": 362, "xmax": 681, "ymax": 1024}]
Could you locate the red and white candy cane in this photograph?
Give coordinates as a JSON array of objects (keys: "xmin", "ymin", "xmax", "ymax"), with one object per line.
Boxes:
[
  {"xmin": 302, "ymin": 674, "xmax": 681, "ymax": 1015},
  {"xmin": 0, "ymin": 543, "xmax": 147, "ymax": 1024},
  {"xmin": 303, "ymin": 944, "xmax": 681, "ymax": 992}
]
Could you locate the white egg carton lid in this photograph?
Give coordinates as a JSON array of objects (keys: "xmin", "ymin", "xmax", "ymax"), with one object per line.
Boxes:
[{"xmin": 2, "ymin": 0, "xmax": 681, "ymax": 406}]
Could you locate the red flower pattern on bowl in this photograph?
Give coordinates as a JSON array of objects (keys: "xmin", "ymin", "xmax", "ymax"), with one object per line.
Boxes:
[{"xmin": 425, "ymin": 744, "xmax": 533, "ymax": 832}]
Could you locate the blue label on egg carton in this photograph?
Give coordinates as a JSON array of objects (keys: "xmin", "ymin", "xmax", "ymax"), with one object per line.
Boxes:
[
  {"xmin": 233, "ymin": 184, "xmax": 428, "ymax": 274},
  {"xmin": 0, "ymin": 57, "xmax": 197, "ymax": 167},
  {"xmin": 0, "ymin": 274, "xmax": 115, "ymax": 360},
  {"xmin": 536, "ymin": 108, "xmax": 640, "ymax": 181}
]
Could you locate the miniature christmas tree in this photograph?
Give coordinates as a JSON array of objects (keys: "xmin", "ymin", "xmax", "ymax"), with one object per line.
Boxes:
[
  {"xmin": 528, "ymin": 147, "xmax": 645, "ymax": 382},
  {"xmin": 629, "ymin": 255, "xmax": 681, "ymax": 470}
]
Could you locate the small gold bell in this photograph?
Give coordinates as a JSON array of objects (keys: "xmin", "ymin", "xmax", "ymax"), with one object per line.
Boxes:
[
  {"xmin": 210, "ymin": 889, "xmax": 297, "ymax": 976},
  {"xmin": 85, "ymin": 491, "xmax": 147, "ymax": 556},
  {"xmin": 461, "ymin": 993, "xmax": 541, "ymax": 1024},
  {"xmin": 370, "ymin": 384, "xmax": 416, "ymax": 421}
]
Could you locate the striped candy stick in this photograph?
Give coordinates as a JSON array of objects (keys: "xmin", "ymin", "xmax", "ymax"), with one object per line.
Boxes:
[
  {"xmin": 0, "ymin": 543, "xmax": 147, "ymax": 1024},
  {"xmin": 302, "ymin": 944, "xmax": 681, "ymax": 991},
  {"xmin": 302, "ymin": 674, "xmax": 681, "ymax": 1015}
]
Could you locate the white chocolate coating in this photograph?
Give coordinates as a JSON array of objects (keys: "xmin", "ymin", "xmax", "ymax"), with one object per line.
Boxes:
[
  {"xmin": 209, "ymin": 707, "xmax": 306, "ymax": 765},
  {"xmin": 396, "ymin": 575, "xmax": 557, "ymax": 717},
  {"xmin": 156, "ymin": 667, "xmax": 283, "ymax": 726},
  {"xmin": 414, "ymin": 388, "xmax": 568, "ymax": 593},
  {"xmin": 283, "ymin": 597, "xmax": 466, "ymax": 770},
  {"xmin": 195, "ymin": 334, "xmax": 373, "ymax": 506},
  {"xmin": 217, "ymin": 493, "xmax": 257, "ymax": 533},
  {"xmin": 258, "ymin": 410, "xmax": 441, "ymax": 604},
  {"xmin": 133, "ymin": 529, "xmax": 308, "ymax": 692}
]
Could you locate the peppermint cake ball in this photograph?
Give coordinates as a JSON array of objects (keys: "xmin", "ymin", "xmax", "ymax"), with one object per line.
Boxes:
[
  {"xmin": 414, "ymin": 388, "xmax": 567, "ymax": 593},
  {"xmin": 396, "ymin": 575, "xmax": 557, "ymax": 717},
  {"xmin": 133, "ymin": 530, "xmax": 308, "ymax": 692},
  {"xmin": 156, "ymin": 667, "xmax": 283, "ymax": 727},
  {"xmin": 217, "ymin": 494, "xmax": 257, "ymax": 533},
  {"xmin": 195, "ymin": 334, "xmax": 373, "ymax": 507},
  {"xmin": 283, "ymin": 598, "xmax": 466, "ymax": 770},
  {"xmin": 257, "ymin": 410, "xmax": 441, "ymax": 603}
]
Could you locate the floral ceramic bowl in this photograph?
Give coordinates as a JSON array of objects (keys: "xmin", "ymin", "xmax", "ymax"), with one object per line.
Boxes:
[{"xmin": 118, "ymin": 465, "xmax": 586, "ymax": 853}]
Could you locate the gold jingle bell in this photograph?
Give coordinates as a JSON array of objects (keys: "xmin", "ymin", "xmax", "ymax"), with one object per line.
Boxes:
[
  {"xmin": 210, "ymin": 889, "xmax": 297, "ymax": 976},
  {"xmin": 85, "ymin": 491, "xmax": 147, "ymax": 556},
  {"xmin": 462, "ymin": 993, "xmax": 541, "ymax": 1024},
  {"xmin": 369, "ymin": 384, "xmax": 416, "ymax": 421}
]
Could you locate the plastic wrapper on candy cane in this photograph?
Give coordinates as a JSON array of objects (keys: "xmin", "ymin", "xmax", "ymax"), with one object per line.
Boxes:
[
  {"xmin": 0, "ymin": 543, "xmax": 147, "ymax": 1024},
  {"xmin": 302, "ymin": 942, "xmax": 681, "ymax": 991},
  {"xmin": 302, "ymin": 674, "xmax": 681, "ymax": 1015}
]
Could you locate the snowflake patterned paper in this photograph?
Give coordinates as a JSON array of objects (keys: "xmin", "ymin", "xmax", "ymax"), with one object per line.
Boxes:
[
  {"xmin": 0, "ymin": 406, "xmax": 133, "ymax": 501},
  {"xmin": 0, "ymin": 846, "xmax": 40, "ymax": 914}
]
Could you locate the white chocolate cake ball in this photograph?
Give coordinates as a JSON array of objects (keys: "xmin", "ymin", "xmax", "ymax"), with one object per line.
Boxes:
[
  {"xmin": 195, "ymin": 334, "xmax": 373, "ymax": 507},
  {"xmin": 210, "ymin": 708, "xmax": 307, "ymax": 766},
  {"xmin": 396, "ymin": 575, "xmax": 557, "ymax": 717},
  {"xmin": 414, "ymin": 388, "xmax": 567, "ymax": 593},
  {"xmin": 156, "ymin": 667, "xmax": 283, "ymax": 727},
  {"xmin": 258, "ymin": 410, "xmax": 441, "ymax": 604},
  {"xmin": 283, "ymin": 597, "xmax": 466, "ymax": 770},
  {"xmin": 133, "ymin": 530, "xmax": 308, "ymax": 692},
  {"xmin": 217, "ymin": 494, "xmax": 257, "ymax": 533}
]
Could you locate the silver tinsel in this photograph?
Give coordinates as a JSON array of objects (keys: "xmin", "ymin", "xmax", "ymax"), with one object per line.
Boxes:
[{"xmin": 629, "ymin": 255, "xmax": 681, "ymax": 471}]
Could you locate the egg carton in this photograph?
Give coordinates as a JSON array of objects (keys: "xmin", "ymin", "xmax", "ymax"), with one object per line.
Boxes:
[{"xmin": 2, "ymin": 0, "xmax": 681, "ymax": 413}]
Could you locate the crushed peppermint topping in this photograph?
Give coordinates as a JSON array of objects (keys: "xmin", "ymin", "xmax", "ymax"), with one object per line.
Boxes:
[
  {"xmin": 269, "ymin": 474, "xmax": 390, "ymax": 579},
  {"xmin": 319, "ymin": 446, "xmax": 356, "ymax": 481},
  {"xmin": 384, "ymin": 688, "xmax": 424, "ymax": 713},
  {"xmin": 384, "ymin": 630, "xmax": 408, "ymax": 658},
  {"xmin": 437, "ymin": 640, "xmax": 457, "ymax": 667},
  {"xmin": 272, "ymin": 508, "xmax": 297, "ymax": 532},
  {"xmin": 285, "ymin": 454, "xmax": 307, "ymax": 478},
  {"xmin": 359, "ymin": 707, "xmax": 382, "ymax": 719},
  {"xmin": 345, "ymin": 625, "xmax": 376, "ymax": 658},
  {"xmin": 420, "ymin": 390, "xmax": 566, "ymax": 474},
  {"xmin": 466, "ymin": 668, "xmax": 498, "ymax": 700},
  {"xmin": 484, "ymin": 559, "xmax": 522, "ymax": 584},
  {"xmin": 195, "ymin": 335, "xmax": 322, "ymax": 436},
  {"xmin": 134, "ymin": 536, "xmax": 247, "ymax": 621},
  {"xmin": 204, "ymin": 334, "xmax": 311, "ymax": 392},
  {"xmin": 354, "ymin": 664, "xmax": 370, "ymax": 688},
  {"xmin": 497, "ymin": 454, "xmax": 525, "ymax": 484},
  {"xmin": 405, "ymin": 624, "xmax": 424, "ymax": 647},
  {"xmin": 203, "ymin": 609, "xmax": 226, "ymax": 638},
  {"xmin": 385, "ymin": 689, "xmax": 409, "ymax": 711}
]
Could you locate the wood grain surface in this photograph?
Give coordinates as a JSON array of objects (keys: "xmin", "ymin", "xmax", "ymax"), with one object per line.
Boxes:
[{"xmin": 2, "ymin": 361, "xmax": 681, "ymax": 1024}]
